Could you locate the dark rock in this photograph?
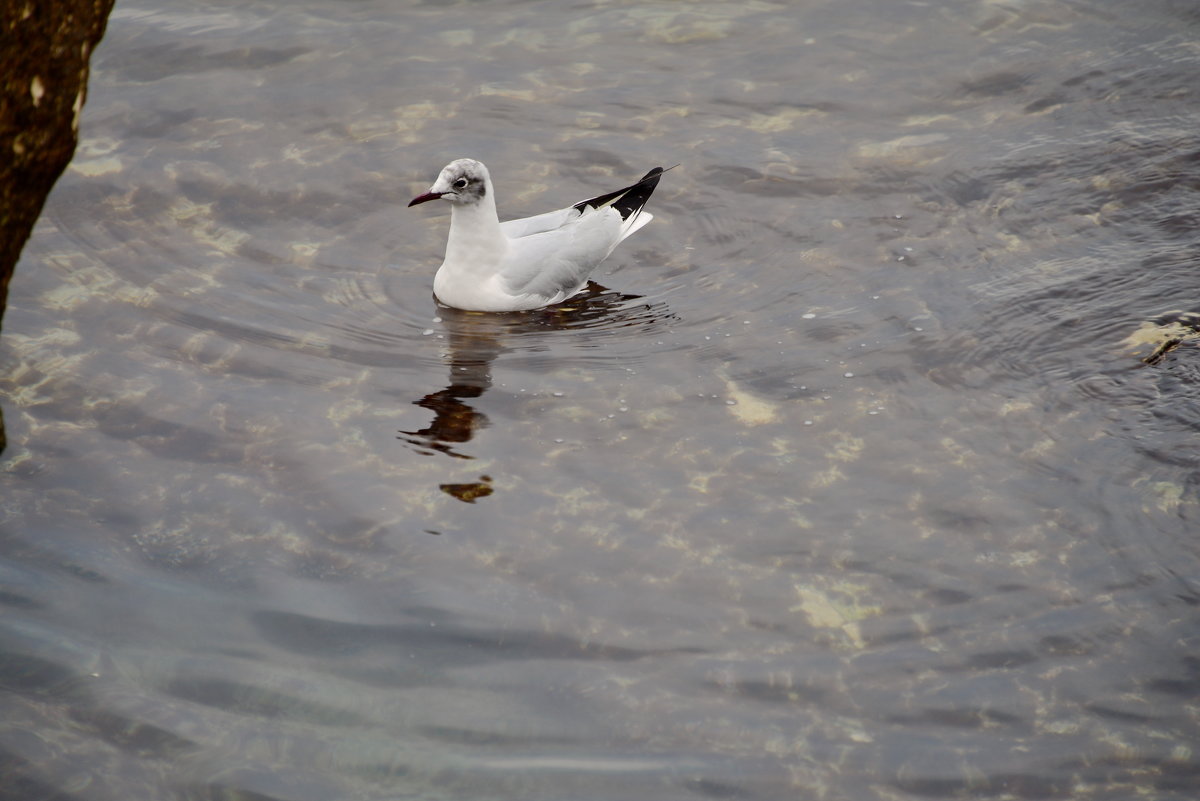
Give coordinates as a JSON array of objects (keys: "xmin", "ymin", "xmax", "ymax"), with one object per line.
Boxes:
[{"xmin": 0, "ymin": 0, "xmax": 116, "ymax": 328}]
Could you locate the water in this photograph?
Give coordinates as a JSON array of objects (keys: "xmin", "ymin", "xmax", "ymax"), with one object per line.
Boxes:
[{"xmin": 2, "ymin": 1, "xmax": 1199, "ymax": 798}]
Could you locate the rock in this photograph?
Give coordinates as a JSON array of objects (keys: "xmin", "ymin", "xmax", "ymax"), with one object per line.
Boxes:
[{"xmin": 0, "ymin": 0, "xmax": 116, "ymax": 329}]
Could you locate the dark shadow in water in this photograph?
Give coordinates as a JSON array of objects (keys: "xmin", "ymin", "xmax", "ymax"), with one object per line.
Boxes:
[
  {"xmin": 398, "ymin": 319, "xmax": 503, "ymax": 461},
  {"xmin": 398, "ymin": 285, "xmax": 676, "ymax": 500},
  {"xmin": 439, "ymin": 475, "xmax": 494, "ymax": 503}
]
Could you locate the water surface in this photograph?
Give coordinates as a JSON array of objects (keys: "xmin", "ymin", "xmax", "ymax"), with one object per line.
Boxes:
[{"xmin": 2, "ymin": 1, "xmax": 1199, "ymax": 799}]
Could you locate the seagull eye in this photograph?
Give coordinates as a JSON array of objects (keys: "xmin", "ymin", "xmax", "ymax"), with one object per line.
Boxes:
[{"xmin": 452, "ymin": 178, "xmax": 469, "ymax": 190}]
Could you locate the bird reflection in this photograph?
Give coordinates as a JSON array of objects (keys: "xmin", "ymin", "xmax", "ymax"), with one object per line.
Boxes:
[
  {"xmin": 399, "ymin": 312, "xmax": 505, "ymax": 460},
  {"xmin": 400, "ymin": 285, "xmax": 675, "ymax": 475}
]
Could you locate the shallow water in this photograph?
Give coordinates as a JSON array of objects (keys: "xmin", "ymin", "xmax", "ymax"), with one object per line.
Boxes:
[{"xmin": 3, "ymin": 0, "xmax": 1200, "ymax": 798}]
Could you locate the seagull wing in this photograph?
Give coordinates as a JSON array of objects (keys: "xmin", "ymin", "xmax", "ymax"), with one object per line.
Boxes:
[
  {"xmin": 500, "ymin": 167, "xmax": 665, "ymax": 243},
  {"xmin": 499, "ymin": 207, "xmax": 578, "ymax": 239},
  {"xmin": 571, "ymin": 167, "xmax": 665, "ymax": 243},
  {"xmin": 499, "ymin": 207, "xmax": 626, "ymax": 300}
]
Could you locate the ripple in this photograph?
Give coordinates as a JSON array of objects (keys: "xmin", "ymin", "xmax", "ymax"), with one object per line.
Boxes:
[{"xmin": 5, "ymin": 3, "xmax": 1200, "ymax": 800}]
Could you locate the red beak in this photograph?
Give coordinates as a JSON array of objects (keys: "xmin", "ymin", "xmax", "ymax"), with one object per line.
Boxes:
[{"xmin": 408, "ymin": 191, "xmax": 443, "ymax": 207}]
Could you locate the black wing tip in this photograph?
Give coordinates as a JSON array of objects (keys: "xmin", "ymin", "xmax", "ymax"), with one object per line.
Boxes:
[
  {"xmin": 643, "ymin": 164, "xmax": 678, "ymax": 177},
  {"xmin": 637, "ymin": 164, "xmax": 679, "ymax": 186},
  {"xmin": 573, "ymin": 164, "xmax": 676, "ymax": 218}
]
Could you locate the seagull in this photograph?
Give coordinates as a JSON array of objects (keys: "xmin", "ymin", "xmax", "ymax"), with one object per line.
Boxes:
[{"xmin": 409, "ymin": 158, "xmax": 667, "ymax": 311}]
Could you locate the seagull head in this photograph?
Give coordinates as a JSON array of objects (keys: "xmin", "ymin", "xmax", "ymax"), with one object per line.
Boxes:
[{"xmin": 409, "ymin": 158, "xmax": 491, "ymax": 208}]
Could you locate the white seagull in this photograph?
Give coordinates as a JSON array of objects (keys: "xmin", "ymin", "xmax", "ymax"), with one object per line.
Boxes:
[{"xmin": 409, "ymin": 158, "xmax": 667, "ymax": 311}]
